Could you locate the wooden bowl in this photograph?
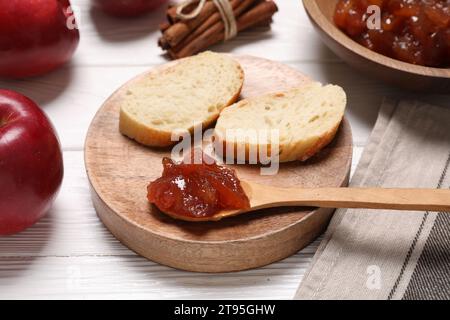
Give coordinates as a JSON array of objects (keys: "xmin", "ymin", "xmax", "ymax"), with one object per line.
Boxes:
[{"xmin": 303, "ymin": 0, "xmax": 450, "ymax": 93}]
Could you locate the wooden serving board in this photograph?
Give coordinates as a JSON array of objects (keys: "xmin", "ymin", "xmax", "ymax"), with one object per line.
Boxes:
[{"xmin": 84, "ymin": 55, "xmax": 353, "ymax": 273}]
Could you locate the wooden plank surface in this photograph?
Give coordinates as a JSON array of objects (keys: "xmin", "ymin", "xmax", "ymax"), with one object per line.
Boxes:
[{"xmin": 0, "ymin": 0, "xmax": 448, "ymax": 299}]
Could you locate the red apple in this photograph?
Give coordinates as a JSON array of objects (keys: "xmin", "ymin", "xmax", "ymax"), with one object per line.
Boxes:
[
  {"xmin": 0, "ymin": 90, "xmax": 63, "ymax": 235},
  {"xmin": 93, "ymin": 0, "xmax": 167, "ymax": 17},
  {"xmin": 0, "ymin": 0, "xmax": 80, "ymax": 78}
]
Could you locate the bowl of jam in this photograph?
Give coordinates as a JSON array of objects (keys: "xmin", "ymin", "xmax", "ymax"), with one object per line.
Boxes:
[{"xmin": 303, "ymin": 0, "xmax": 450, "ymax": 92}]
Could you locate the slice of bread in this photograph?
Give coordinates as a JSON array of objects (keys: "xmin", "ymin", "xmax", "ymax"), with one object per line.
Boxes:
[
  {"xmin": 214, "ymin": 83, "xmax": 347, "ymax": 163},
  {"xmin": 119, "ymin": 51, "xmax": 244, "ymax": 147}
]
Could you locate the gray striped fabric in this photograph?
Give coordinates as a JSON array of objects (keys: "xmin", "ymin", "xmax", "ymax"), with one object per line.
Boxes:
[
  {"xmin": 391, "ymin": 154, "xmax": 450, "ymax": 300},
  {"xmin": 295, "ymin": 99, "xmax": 450, "ymax": 300},
  {"xmin": 403, "ymin": 192, "xmax": 450, "ymax": 300}
]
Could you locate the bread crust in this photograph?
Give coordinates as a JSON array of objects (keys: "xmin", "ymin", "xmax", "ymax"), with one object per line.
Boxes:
[
  {"xmin": 298, "ymin": 122, "xmax": 341, "ymax": 161},
  {"xmin": 120, "ymin": 77, "xmax": 244, "ymax": 148},
  {"xmin": 214, "ymin": 85, "xmax": 346, "ymax": 163},
  {"xmin": 214, "ymin": 121, "xmax": 342, "ymax": 163},
  {"xmin": 119, "ymin": 53, "xmax": 245, "ymax": 148}
]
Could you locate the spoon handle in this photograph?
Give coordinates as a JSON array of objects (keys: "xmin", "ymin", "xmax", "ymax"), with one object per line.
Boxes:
[{"xmin": 250, "ymin": 184, "xmax": 450, "ymax": 212}]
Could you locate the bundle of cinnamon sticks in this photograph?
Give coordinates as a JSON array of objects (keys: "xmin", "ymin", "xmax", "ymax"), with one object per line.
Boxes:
[{"xmin": 158, "ymin": 0, "xmax": 278, "ymax": 59}]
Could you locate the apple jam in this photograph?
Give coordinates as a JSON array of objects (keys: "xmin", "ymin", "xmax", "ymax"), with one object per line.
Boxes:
[
  {"xmin": 147, "ymin": 152, "xmax": 250, "ymax": 219},
  {"xmin": 334, "ymin": 0, "xmax": 450, "ymax": 67}
]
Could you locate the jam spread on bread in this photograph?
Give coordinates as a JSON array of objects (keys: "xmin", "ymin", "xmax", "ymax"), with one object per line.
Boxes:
[
  {"xmin": 334, "ymin": 0, "xmax": 450, "ymax": 67},
  {"xmin": 147, "ymin": 151, "xmax": 250, "ymax": 219}
]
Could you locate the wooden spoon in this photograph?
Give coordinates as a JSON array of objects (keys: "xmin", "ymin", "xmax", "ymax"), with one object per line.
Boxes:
[
  {"xmin": 302, "ymin": 0, "xmax": 450, "ymax": 92},
  {"xmin": 170, "ymin": 181, "xmax": 450, "ymax": 222}
]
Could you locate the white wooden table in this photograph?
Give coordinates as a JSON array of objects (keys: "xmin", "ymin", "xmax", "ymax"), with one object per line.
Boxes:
[{"xmin": 0, "ymin": 0, "xmax": 448, "ymax": 300}]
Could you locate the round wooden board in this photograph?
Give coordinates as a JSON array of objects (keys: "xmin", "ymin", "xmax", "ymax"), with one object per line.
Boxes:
[{"xmin": 85, "ymin": 55, "xmax": 353, "ymax": 273}]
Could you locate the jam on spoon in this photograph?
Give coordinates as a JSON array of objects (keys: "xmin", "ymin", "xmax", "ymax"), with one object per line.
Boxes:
[{"xmin": 147, "ymin": 151, "xmax": 250, "ymax": 220}]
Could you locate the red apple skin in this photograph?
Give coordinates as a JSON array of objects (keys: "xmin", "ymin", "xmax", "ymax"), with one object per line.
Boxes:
[
  {"xmin": 93, "ymin": 0, "xmax": 167, "ymax": 17},
  {"xmin": 0, "ymin": 0, "xmax": 80, "ymax": 78},
  {"xmin": 0, "ymin": 90, "xmax": 63, "ymax": 235}
]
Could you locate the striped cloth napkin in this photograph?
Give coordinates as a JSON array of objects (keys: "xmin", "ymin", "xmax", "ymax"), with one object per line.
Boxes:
[{"xmin": 295, "ymin": 99, "xmax": 450, "ymax": 300}]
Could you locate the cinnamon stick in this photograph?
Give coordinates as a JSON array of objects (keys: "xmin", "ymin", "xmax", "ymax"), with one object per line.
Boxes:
[
  {"xmin": 169, "ymin": 1, "xmax": 278, "ymax": 59},
  {"xmin": 167, "ymin": 6, "xmax": 178, "ymax": 24},
  {"xmin": 170, "ymin": 0, "xmax": 260, "ymax": 53},
  {"xmin": 159, "ymin": 21, "xmax": 171, "ymax": 32},
  {"xmin": 158, "ymin": 35, "xmax": 170, "ymax": 50},
  {"xmin": 163, "ymin": 0, "xmax": 242, "ymax": 48},
  {"xmin": 254, "ymin": 18, "xmax": 273, "ymax": 28},
  {"xmin": 166, "ymin": 1, "xmax": 200, "ymax": 24}
]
